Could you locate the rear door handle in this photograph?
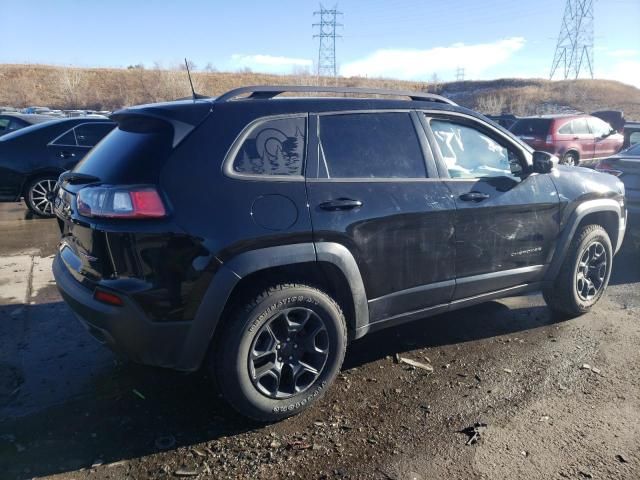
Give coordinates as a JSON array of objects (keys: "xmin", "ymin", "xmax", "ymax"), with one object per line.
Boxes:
[
  {"xmin": 319, "ymin": 198, "xmax": 363, "ymax": 211},
  {"xmin": 58, "ymin": 151, "xmax": 75, "ymax": 159},
  {"xmin": 459, "ymin": 192, "xmax": 490, "ymax": 202}
]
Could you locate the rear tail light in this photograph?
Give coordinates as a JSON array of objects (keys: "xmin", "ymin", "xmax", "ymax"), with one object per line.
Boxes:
[
  {"xmin": 94, "ymin": 289, "xmax": 123, "ymax": 306},
  {"xmin": 595, "ymin": 161, "xmax": 623, "ymax": 177},
  {"xmin": 77, "ymin": 185, "xmax": 166, "ymax": 218}
]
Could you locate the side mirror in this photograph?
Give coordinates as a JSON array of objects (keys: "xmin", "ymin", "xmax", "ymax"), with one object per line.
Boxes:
[{"xmin": 532, "ymin": 151, "xmax": 558, "ymax": 174}]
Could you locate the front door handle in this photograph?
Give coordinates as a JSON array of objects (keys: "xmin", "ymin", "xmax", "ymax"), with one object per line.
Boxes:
[
  {"xmin": 58, "ymin": 151, "xmax": 75, "ymax": 159},
  {"xmin": 459, "ymin": 191, "xmax": 490, "ymax": 202},
  {"xmin": 319, "ymin": 198, "xmax": 363, "ymax": 211}
]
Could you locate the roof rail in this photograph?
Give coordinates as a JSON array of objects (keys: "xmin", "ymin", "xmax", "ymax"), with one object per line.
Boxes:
[{"xmin": 215, "ymin": 85, "xmax": 457, "ymax": 106}]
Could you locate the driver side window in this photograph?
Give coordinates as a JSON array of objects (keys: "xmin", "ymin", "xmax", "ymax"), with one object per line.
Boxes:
[{"xmin": 429, "ymin": 119, "xmax": 521, "ymax": 178}]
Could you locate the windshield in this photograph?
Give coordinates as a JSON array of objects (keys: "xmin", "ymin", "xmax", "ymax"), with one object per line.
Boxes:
[
  {"xmin": 0, "ymin": 118, "xmax": 64, "ymax": 142},
  {"xmin": 623, "ymin": 143, "xmax": 640, "ymax": 155}
]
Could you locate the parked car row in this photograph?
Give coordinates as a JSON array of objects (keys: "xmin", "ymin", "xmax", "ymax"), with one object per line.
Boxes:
[
  {"xmin": 509, "ymin": 114, "xmax": 624, "ymax": 166},
  {"xmin": 0, "ymin": 117, "xmax": 115, "ymax": 216}
]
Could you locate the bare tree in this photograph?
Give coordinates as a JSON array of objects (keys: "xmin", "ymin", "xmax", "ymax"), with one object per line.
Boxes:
[
  {"xmin": 59, "ymin": 68, "xmax": 85, "ymax": 108},
  {"xmin": 476, "ymin": 94, "xmax": 507, "ymax": 114}
]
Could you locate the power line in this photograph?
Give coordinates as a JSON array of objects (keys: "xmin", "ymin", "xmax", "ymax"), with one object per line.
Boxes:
[
  {"xmin": 313, "ymin": 4, "xmax": 343, "ymax": 78},
  {"xmin": 550, "ymin": 0, "xmax": 594, "ymax": 80}
]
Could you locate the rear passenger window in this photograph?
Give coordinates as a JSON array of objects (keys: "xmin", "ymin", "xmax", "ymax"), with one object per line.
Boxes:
[
  {"xmin": 232, "ymin": 117, "xmax": 306, "ymax": 176},
  {"xmin": 318, "ymin": 113, "xmax": 426, "ymax": 178},
  {"xmin": 558, "ymin": 122, "xmax": 572, "ymax": 134}
]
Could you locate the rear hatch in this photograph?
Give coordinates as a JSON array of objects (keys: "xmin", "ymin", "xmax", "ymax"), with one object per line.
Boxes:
[
  {"xmin": 55, "ymin": 100, "xmax": 212, "ymax": 287},
  {"xmin": 510, "ymin": 118, "xmax": 552, "ymax": 149}
]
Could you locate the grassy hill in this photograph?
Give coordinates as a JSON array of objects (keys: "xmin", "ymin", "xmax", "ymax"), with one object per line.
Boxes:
[{"xmin": 1, "ymin": 64, "xmax": 639, "ymax": 120}]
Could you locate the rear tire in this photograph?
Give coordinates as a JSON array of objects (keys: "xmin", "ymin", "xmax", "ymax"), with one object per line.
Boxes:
[
  {"xmin": 213, "ymin": 283, "xmax": 347, "ymax": 422},
  {"xmin": 24, "ymin": 176, "xmax": 58, "ymax": 218},
  {"xmin": 562, "ymin": 151, "xmax": 579, "ymax": 166},
  {"xmin": 543, "ymin": 224, "xmax": 612, "ymax": 316}
]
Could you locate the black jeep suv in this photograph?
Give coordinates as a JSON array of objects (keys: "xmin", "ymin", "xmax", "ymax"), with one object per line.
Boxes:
[{"xmin": 53, "ymin": 86, "xmax": 626, "ymax": 421}]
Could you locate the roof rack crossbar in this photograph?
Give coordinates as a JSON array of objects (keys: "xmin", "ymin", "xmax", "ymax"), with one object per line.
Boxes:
[{"xmin": 215, "ymin": 85, "xmax": 457, "ymax": 106}]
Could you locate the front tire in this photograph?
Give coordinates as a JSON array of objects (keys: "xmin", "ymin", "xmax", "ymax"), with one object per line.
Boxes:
[
  {"xmin": 213, "ymin": 283, "xmax": 347, "ymax": 421},
  {"xmin": 24, "ymin": 176, "xmax": 58, "ymax": 218},
  {"xmin": 562, "ymin": 151, "xmax": 579, "ymax": 167},
  {"xmin": 543, "ymin": 224, "xmax": 612, "ymax": 316}
]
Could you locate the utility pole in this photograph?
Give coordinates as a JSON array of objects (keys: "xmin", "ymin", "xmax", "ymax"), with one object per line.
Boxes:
[
  {"xmin": 550, "ymin": 0, "xmax": 594, "ymax": 80},
  {"xmin": 313, "ymin": 4, "xmax": 343, "ymax": 79},
  {"xmin": 455, "ymin": 67, "xmax": 465, "ymax": 82}
]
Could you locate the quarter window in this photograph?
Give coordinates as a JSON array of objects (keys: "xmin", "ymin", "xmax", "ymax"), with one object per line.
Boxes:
[
  {"xmin": 630, "ymin": 132, "xmax": 640, "ymax": 147},
  {"xmin": 52, "ymin": 129, "xmax": 77, "ymax": 146},
  {"xmin": 75, "ymin": 123, "xmax": 114, "ymax": 147},
  {"xmin": 558, "ymin": 122, "xmax": 572, "ymax": 134},
  {"xmin": 429, "ymin": 119, "xmax": 519, "ymax": 178},
  {"xmin": 572, "ymin": 118, "xmax": 590, "ymax": 135},
  {"xmin": 232, "ymin": 117, "xmax": 306, "ymax": 176},
  {"xmin": 318, "ymin": 113, "xmax": 426, "ymax": 178}
]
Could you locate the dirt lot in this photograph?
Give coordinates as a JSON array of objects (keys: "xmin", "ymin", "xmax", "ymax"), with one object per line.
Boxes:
[{"xmin": 0, "ymin": 201, "xmax": 639, "ymax": 480}]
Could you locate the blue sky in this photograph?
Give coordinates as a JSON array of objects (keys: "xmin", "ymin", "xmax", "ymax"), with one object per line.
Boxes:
[{"xmin": 2, "ymin": 0, "xmax": 640, "ymax": 86}]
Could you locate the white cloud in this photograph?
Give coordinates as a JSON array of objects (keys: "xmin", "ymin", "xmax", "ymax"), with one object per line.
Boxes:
[
  {"xmin": 607, "ymin": 49, "xmax": 638, "ymax": 59},
  {"xmin": 341, "ymin": 37, "xmax": 526, "ymax": 80},
  {"xmin": 602, "ymin": 60, "xmax": 640, "ymax": 88},
  {"xmin": 230, "ymin": 54, "xmax": 312, "ymax": 73}
]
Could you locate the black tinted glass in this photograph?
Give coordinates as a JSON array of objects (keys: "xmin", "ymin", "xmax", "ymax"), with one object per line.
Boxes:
[
  {"xmin": 319, "ymin": 113, "xmax": 426, "ymax": 178},
  {"xmin": 53, "ymin": 129, "xmax": 77, "ymax": 145},
  {"xmin": 74, "ymin": 127, "xmax": 173, "ymax": 184},
  {"xmin": 510, "ymin": 119, "xmax": 551, "ymax": 136},
  {"xmin": 75, "ymin": 123, "xmax": 115, "ymax": 147},
  {"xmin": 233, "ymin": 117, "xmax": 306, "ymax": 176}
]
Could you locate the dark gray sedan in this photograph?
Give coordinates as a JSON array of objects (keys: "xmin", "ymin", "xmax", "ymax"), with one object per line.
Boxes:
[{"xmin": 596, "ymin": 143, "xmax": 640, "ymax": 243}]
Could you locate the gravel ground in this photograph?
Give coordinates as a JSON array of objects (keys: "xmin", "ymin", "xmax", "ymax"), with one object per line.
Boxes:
[{"xmin": 0, "ymin": 202, "xmax": 638, "ymax": 480}]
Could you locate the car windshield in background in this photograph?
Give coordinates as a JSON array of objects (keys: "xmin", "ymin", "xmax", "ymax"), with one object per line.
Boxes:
[
  {"xmin": 0, "ymin": 118, "xmax": 62, "ymax": 142},
  {"xmin": 623, "ymin": 143, "xmax": 640, "ymax": 155},
  {"xmin": 510, "ymin": 118, "xmax": 551, "ymax": 136}
]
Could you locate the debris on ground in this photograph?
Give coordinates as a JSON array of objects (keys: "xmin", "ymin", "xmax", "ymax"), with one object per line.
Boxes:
[
  {"xmin": 287, "ymin": 440, "xmax": 312, "ymax": 450},
  {"xmin": 269, "ymin": 439, "xmax": 282, "ymax": 449},
  {"xmin": 503, "ymin": 368, "xmax": 513, "ymax": 374},
  {"xmin": 580, "ymin": 364, "xmax": 603, "ymax": 375},
  {"xmin": 616, "ymin": 454, "xmax": 629, "ymax": 463},
  {"xmin": 174, "ymin": 468, "xmax": 198, "ymax": 477},
  {"xmin": 155, "ymin": 435, "xmax": 177, "ymax": 451},
  {"xmin": 460, "ymin": 422, "xmax": 488, "ymax": 445},
  {"xmin": 191, "ymin": 448, "xmax": 206, "ymax": 457},
  {"xmin": 397, "ymin": 356, "xmax": 434, "ymax": 372}
]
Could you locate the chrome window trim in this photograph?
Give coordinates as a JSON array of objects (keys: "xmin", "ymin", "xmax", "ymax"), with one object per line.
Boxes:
[{"xmin": 222, "ymin": 113, "xmax": 308, "ymax": 182}]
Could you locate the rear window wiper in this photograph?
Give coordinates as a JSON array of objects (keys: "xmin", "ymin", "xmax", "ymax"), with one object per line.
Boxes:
[{"xmin": 59, "ymin": 171, "xmax": 101, "ymax": 185}]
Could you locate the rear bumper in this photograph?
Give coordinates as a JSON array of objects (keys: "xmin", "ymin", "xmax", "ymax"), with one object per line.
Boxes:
[{"xmin": 53, "ymin": 254, "xmax": 192, "ymax": 370}]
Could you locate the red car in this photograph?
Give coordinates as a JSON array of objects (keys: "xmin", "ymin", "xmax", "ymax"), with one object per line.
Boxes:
[{"xmin": 510, "ymin": 114, "xmax": 624, "ymax": 166}]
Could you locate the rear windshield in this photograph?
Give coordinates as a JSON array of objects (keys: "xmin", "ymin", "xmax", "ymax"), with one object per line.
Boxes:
[
  {"xmin": 73, "ymin": 125, "xmax": 173, "ymax": 184},
  {"xmin": 510, "ymin": 119, "xmax": 551, "ymax": 136}
]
